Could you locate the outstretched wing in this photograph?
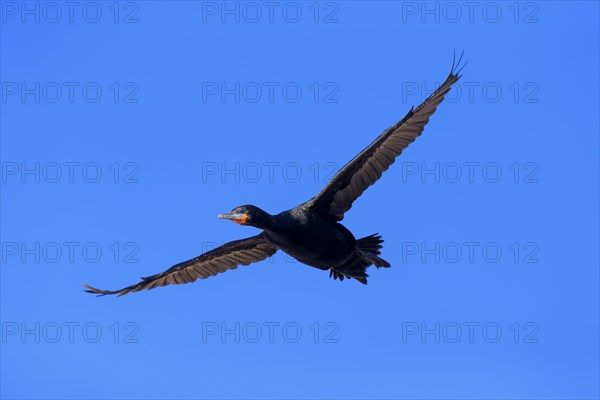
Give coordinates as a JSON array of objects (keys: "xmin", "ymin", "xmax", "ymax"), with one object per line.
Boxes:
[
  {"xmin": 309, "ymin": 57, "xmax": 465, "ymax": 221},
  {"xmin": 83, "ymin": 233, "xmax": 278, "ymax": 296}
]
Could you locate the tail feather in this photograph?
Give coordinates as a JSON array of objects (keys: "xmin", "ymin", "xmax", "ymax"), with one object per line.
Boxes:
[
  {"xmin": 356, "ymin": 234, "xmax": 390, "ymax": 268},
  {"xmin": 369, "ymin": 254, "xmax": 391, "ymax": 268},
  {"xmin": 356, "ymin": 234, "xmax": 384, "ymax": 254},
  {"xmin": 328, "ymin": 234, "xmax": 391, "ymax": 284}
]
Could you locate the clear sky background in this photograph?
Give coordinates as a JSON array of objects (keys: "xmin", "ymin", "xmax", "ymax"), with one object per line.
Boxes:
[{"xmin": 1, "ymin": 1, "xmax": 599, "ymax": 399}]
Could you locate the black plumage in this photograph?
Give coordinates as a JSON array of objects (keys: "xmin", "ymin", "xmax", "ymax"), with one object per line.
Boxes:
[{"xmin": 83, "ymin": 55, "xmax": 465, "ymax": 296}]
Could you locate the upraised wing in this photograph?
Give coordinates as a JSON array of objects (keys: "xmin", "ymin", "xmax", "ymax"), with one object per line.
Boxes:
[
  {"xmin": 310, "ymin": 56, "xmax": 465, "ymax": 221},
  {"xmin": 83, "ymin": 233, "xmax": 278, "ymax": 296}
]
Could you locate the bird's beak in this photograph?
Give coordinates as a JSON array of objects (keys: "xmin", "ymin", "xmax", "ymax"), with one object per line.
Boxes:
[
  {"xmin": 218, "ymin": 213, "xmax": 248, "ymax": 224},
  {"xmin": 218, "ymin": 212, "xmax": 243, "ymax": 220}
]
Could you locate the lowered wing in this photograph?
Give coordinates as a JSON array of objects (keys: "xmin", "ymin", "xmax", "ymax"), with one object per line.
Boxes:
[{"xmin": 83, "ymin": 233, "xmax": 277, "ymax": 296}]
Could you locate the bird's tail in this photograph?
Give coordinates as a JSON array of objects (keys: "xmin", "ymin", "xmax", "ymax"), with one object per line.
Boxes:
[
  {"xmin": 329, "ymin": 234, "xmax": 391, "ymax": 284},
  {"xmin": 356, "ymin": 234, "xmax": 391, "ymax": 268}
]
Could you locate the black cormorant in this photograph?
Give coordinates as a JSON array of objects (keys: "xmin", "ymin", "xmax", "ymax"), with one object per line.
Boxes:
[{"xmin": 84, "ymin": 55, "xmax": 465, "ymax": 296}]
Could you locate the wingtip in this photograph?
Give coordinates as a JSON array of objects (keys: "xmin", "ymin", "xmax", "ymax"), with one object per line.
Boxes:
[
  {"xmin": 450, "ymin": 49, "xmax": 467, "ymax": 77},
  {"xmin": 81, "ymin": 282, "xmax": 115, "ymax": 297}
]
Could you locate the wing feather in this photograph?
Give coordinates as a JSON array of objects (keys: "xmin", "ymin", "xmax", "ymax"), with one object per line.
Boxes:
[
  {"xmin": 309, "ymin": 61, "xmax": 463, "ymax": 221},
  {"xmin": 82, "ymin": 233, "xmax": 277, "ymax": 296}
]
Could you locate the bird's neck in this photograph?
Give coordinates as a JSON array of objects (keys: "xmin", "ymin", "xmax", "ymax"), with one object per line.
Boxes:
[
  {"xmin": 261, "ymin": 212, "xmax": 295, "ymax": 234},
  {"xmin": 253, "ymin": 212, "xmax": 276, "ymax": 231}
]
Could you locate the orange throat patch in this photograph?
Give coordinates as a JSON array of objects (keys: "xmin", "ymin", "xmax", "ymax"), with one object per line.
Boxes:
[{"xmin": 233, "ymin": 214, "xmax": 248, "ymax": 225}]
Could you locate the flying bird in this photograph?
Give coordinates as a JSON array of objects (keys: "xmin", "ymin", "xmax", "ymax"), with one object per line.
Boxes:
[{"xmin": 83, "ymin": 54, "xmax": 466, "ymax": 296}]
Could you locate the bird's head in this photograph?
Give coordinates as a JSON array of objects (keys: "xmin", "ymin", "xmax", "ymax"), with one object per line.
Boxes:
[{"xmin": 218, "ymin": 205, "xmax": 272, "ymax": 229}]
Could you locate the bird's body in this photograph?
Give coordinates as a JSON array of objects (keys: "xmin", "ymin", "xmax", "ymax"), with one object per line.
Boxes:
[
  {"xmin": 84, "ymin": 54, "xmax": 466, "ymax": 296},
  {"xmin": 264, "ymin": 205, "xmax": 356, "ymax": 270}
]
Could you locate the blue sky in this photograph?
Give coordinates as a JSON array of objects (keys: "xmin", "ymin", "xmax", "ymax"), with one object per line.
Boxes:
[{"xmin": 1, "ymin": 1, "xmax": 599, "ymax": 399}]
